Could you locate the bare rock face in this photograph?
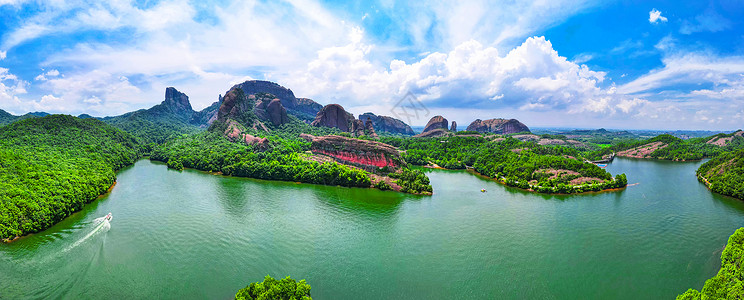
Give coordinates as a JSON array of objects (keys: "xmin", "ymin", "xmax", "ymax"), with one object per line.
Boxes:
[
  {"xmin": 163, "ymin": 87, "xmax": 193, "ymax": 116},
  {"xmin": 450, "ymin": 121, "xmax": 457, "ymax": 132},
  {"xmin": 230, "ymin": 80, "xmax": 322, "ymax": 120},
  {"xmin": 305, "ymin": 134, "xmax": 403, "ymax": 170},
  {"xmin": 223, "ymin": 120, "xmax": 269, "ymax": 150},
  {"xmin": 351, "ymin": 119, "xmax": 365, "ymax": 136},
  {"xmin": 358, "ymin": 112, "xmax": 415, "ymax": 135},
  {"xmin": 466, "ymin": 118, "xmax": 530, "ymax": 134},
  {"xmin": 254, "ymin": 96, "xmax": 289, "ymax": 126},
  {"xmin": 422, "ymin": 116, "xmax": 449, "ymax": 133},
  {"xmin": 311, "ymin": 104, "xmax": 355, "ymax": 132},
  {"xmin": 364, "ymin": 117, "xmax": 378, "ymax": 138},
  {"xmin": 217, "ymin": 88, "xmax": 253, "ymax": 121},
  {"xmin": 414, "ymin": 128, "xmax": 451, "ymax": 138}
]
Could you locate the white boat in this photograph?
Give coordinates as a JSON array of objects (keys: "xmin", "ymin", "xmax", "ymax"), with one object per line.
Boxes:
[{"xmin": 104, "ymin": 212, "xmax": 112, "ymax": 221}]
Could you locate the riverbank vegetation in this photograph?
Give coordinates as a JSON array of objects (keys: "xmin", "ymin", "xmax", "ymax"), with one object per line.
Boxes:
[
  {"xmin": 235, "ymin": 275, "xmax": 311, "ymax": 300},
  {"xmin": 382, "ymin": 135, "xmax": 627, "ymax": 193},
  {"xmin": 150, "ymin": 132, "xmax": 373, "ymax": 188},
  {"xmin": 677, "ymin": 227, "xmax": 744, "ymax": 299},
  {"xmin": 0, "ymin": 115, "xmax": 140, "ymax": 241},
  {"xmin": 696, "ymin": 149, "xmax": 744, "ymax": 200}
]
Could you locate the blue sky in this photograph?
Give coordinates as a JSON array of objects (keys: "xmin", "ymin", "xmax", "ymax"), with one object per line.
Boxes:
[{"xmin": 0, "ymin": 0, "xmax": 743, "ymax": 130}]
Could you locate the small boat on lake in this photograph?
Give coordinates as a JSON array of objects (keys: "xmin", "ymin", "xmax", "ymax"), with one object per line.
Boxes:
[{"xmin": 596, "ymin": 164, "xmax": 607, "ymax": 168}]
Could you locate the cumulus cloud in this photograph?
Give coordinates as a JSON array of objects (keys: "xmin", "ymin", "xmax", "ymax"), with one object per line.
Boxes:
[
  {"xmin": 285, "ymin": 34, "xmax": 646, "ymax": 123},
  {"xmin": 649, "ymin": 9, "xmax": 668, "ymax": 24}
]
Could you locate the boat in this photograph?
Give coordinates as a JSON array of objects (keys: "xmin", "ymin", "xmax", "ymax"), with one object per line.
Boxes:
[
  {"xmin": 481, "ymin": 189, "xmax": 486, "ymax": 192},
  {"xmin": 104, "ymin": 212, "xmax": 112, "ymax": 221},
  {"xmin": 596, "ymin": 164, "xmax": 607, "ymax": 168}
]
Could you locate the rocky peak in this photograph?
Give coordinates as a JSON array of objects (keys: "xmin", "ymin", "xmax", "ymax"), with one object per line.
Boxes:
[
  {"xmin": 466, "ymin": 118, "xmax": 530, "ymax": 134},
  {"xmin": 304, "ymin": 134, "xmax": 403, "ymax": 171},
  {"xmin": 364, "ymin": 117, "xmax": 378, "ymax": 138},
  {"xmin": 422, "ymin": 115, "xmax": 449, "ymax": 133},
  {"xmin": 163, "ymin": 87, "xmax": 193, "ymax": 115},
  {"xmin": 253, "ymin": 94, "xmax": 289, "ymax": 126},
  {"xmin": 450, "ymin": 121, "xmax": 457, "ymax": 132},
  {"xmin": 358, "ymin": 112, "xmax": 415, "ymax": 135},
  {"xmin": 311, "ymin": 104, "xmax": 355, "ymax": 132},
  {"xmin": 217, "ymin": 87, "xmax": 253, "ymax": 122},
  {"xmin": 230, "ymin": 80, "xmax": 322, "ymax": 120}
]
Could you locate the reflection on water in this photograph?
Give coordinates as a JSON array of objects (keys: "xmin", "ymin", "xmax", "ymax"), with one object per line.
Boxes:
[{"xmin": 1, "ymin": 158, "xmax": 743, "ymax": 299}]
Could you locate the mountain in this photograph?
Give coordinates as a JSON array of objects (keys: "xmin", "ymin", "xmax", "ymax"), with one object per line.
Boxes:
[
  {"xmin": 358, "ymin": 112, "xmax": 415, "ymax": 135},
  {"xmin": 422, "ymin": 116, "xmax": 449, "ymax": 133},
  {"xmin": 229, "ymin": 80, "xmax": 322, "ymax": 121},
  {"xmin": 0, "ymin": 110, "xmax": 52, "ymax": 127},
  {"xmin": 311, "ymin": 104, "xmax": 356, "ymax": 132},
  {"xmin": 466, "ymin": 118, "xmax": 530, "ymax": 134},
  {"xmin": 102, "ymin": 87, "xmax": 201, "ymax": 144}
]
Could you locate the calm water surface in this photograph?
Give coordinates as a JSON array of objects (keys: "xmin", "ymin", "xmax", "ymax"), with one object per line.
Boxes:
[{"xmin": 1, "ymin": 158, "xmax": 743, "ymax": 299}]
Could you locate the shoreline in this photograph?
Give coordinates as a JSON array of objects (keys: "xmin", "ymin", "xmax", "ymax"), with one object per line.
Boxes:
[
  {"xmin": 149, "ymin": 158, "xmax": 432, "ymax": 196},
  {"xmin": 2, "ymin": 180, "xmax": 118, "ymax": 244},
  {"xmin": 463, "ymin": 169, "xmax": 627, "ymax": 196}
]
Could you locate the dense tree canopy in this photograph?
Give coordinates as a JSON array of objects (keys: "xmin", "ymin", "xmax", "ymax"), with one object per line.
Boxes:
[
  {"xmin": 382, "ymin": 135, "xmax": 626, "ymax": 193},
  {"xmin": 0, "ymin": 115, "xmax": 140, "ymax": 240},
  {"xmin": 235, "ymin": 275, "xmax": 311, "ymax": 300},
  {"xmin": 677, "ymin": 227, "xmax": 744, "ymax": 299},
  {"xmin": 696, "ymin": 149, "xmax": 744, "ymax": 200}
]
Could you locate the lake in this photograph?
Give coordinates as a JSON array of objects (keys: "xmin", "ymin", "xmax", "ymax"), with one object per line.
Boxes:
[{"xmin": 1, "ymin": 157, "xmax": 743, "ymax": 299}]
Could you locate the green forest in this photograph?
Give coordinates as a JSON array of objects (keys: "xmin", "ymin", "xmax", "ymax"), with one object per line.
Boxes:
[
  {"xmin": 677, "ymin": 227, "xmax": 744, "ymax": 299},
  {"xmin": 235, "ymin": 275, "xmax": 312, "ymax": 300},
  {"xmin": 696, "ymin": 149, "xmax": 744, "ymax": 200},
  {"xmin": 0, "ymin": 115, "xmax": 140, "ymax": 240},
  {"xmin": 382, "ymin": 135, "xmax": 627, "ymax": 193}
]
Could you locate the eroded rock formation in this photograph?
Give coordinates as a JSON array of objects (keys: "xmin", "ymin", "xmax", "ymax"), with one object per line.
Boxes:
[
  {"xmin": 466, "ymin": 118, "xmax": 530, "ymax": 134},
  {"xmin": 311, "ymin": 104, "xmax": 355, "ymax": 132},
  {"xmin": 358, "ymin": 112, "xmax": 415, "ymax": 135},
  {"xmin": 422, "ymin": 116, "xmax": 449, "ymax": 133},
  {"xmin": 230, "ymin": 80, "xmax": 322, "ymax": 120},
  {"xmin": 304, "ymin": 134, "xmax": 403, "ymax": 170},
  {"xmin": 450, "ymin": 121, "xmax": 457, "ymax": 132}
]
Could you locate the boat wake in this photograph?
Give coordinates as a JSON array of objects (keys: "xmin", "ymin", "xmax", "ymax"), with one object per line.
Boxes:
[{"xmin": 63, "ymin": 213, "xmax": 112, "ymax": 253}]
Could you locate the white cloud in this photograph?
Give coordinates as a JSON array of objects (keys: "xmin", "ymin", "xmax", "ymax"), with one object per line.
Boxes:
[
  {"xmin": 0, "ymin": 50, "xmax": 5, "ymax": 60},
  {"xmin": 284, "ymin": 34, "xmax": 644, "ymax": 124},
  {"xmin": 649, "ymin": 9, "xmax": 668, "ymax": 24},
  {"xmin": 680, "ymin": 7, "xmax": 732, "ymax": 34},
  {"xmin": 34, "ymin": 69, "xmax": 60, "ymax": 81}
]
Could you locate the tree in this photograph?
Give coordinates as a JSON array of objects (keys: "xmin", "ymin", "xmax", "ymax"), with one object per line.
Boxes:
[{"xmin": 235, "ymin": 275, "xmax": 312, "ymax": 300}]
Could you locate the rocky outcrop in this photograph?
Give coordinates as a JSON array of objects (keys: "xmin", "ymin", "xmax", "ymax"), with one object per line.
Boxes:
[
  {"xmin": 311, "ymin": 104, "xmax": 355, "ymax": 132},
  {"xmin": 163, "ymin": 87, "xmax": 193, "ymax": 117},
  {"xmin": 422, "ymin": 116, "xmax": 449, "ymax": 133},
  {"xmin": 217, "ymin": 88, "xmax": 253, "ymax": 121},
  {"xmin": 224, "ymin": 120, "xmax": 269, "ymax": 150},
  {"xmin": 358, "ymin": 112, "xmax": 415, "ymax": 135},
  {"xmin": 466, "ymin": 118, "xmax": 530, "ymax": 134},
  {"xmin": 414, "ymin": 128, "xmax": 451, "ymax": 138},
  {"xmin": 254, "ymin": 95, "xmax": 289, "ymax": 126},
  {"xmin": 450, "ymin": 121, "xmax": 457, "ymax": 132},
  {"xmin": 364, "ymin": 117, "xmax": 378, "ymax": 138},
  {"xmin": 304, "ymin": 134, "xmax": 403, "ymax": 170},
  {"xmin": 351, "ymin": 119, "xmax": 365, "ymax": 136},
  {"xmin": 230, "ymin": 80, "xmax": 322, "ymax": 120}
]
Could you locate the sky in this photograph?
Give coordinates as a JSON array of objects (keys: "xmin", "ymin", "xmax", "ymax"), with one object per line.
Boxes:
[{"xmin": 0, "ymin": 0, "xmax": 743, "ymax": 130}]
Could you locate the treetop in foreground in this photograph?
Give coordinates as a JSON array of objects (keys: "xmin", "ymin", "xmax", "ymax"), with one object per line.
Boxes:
[{"xmin": 235, "ymin": 275, "xmax": 311, "ymax": 300}]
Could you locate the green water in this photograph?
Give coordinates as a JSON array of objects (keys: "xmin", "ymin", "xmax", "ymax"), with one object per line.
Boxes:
[{"xmin": 2, "ymin": 158, "xmax": 743, "ymax": 299}]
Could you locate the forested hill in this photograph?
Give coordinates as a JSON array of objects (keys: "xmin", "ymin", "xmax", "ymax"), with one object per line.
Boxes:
[
  {"xmin": 696, "ymin": 149, "xmax": 744, "ymax": 200},
  {"xmin": 101, "ymin": 87, "xmax": 202, "ymax": 146},
  {"xmin": 0, "ymin": 115, "xmax": 140, "ymax": 241},
  {"xmin": 586, "ymin": 131, "xmax": 744, "ymax": 161}
]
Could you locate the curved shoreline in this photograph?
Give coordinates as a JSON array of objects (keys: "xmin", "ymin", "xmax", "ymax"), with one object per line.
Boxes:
[
  {"xmin": 463, "ymin": 169, "xmax": 627, "ymax": 195},
  {"xmin": 2, "ymin": 181, "xmax": 118, "ymax": 244}
]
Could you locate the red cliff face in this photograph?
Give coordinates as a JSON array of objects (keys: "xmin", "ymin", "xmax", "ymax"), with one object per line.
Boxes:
[{"xmin": 306, "ymin": 134, "xmax": 403, "ymax": 170}]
